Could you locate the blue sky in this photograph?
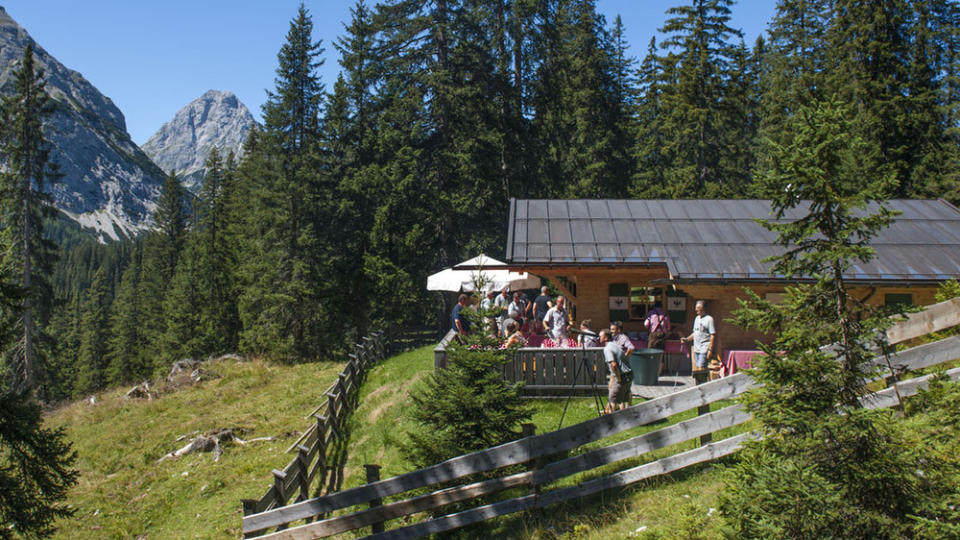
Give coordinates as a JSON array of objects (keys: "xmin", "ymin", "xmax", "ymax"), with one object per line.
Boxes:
[{"xmin": 2, "ymin": 1, "xmax": 777, "ymax": 145}]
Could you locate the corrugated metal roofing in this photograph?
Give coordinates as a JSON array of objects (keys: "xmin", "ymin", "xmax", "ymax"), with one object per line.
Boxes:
[{"xmin": 505, "ymin": 199, "xmax": 960, "ymax": 283}]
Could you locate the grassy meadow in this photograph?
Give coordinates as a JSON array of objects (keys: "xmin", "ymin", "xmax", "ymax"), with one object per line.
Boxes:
[
  {"xmin": 47, "ymin": 357, "xmax": 345, "ymax": 538},
  {"xmin": 46, "ymin": 344, "xmax": 747, "ymax": 539}
]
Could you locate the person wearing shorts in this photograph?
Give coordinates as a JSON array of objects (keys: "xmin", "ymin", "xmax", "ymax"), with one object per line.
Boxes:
[
  {"xmin": 600, "ymin": 329, "xmax": 633, "ymax": 413},
  {"xmin": 682, "ymin": 300, "xmax": 716, "ymax": 370}
]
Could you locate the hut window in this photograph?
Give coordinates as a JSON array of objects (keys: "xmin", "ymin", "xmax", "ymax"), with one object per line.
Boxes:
[{"xmin": 884, "ymin": 293, "xmax": 912, "ymax": 307}]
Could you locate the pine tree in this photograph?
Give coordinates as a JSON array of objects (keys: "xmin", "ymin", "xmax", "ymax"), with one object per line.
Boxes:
[
  {"xmin": 657, "ymin": 0, "xmax": 744, "ymax": 197},
  {"xmin": 106, "ymin": 242, "xmax": 147, "ymax": 385},
  {"xmin": 138, "ymin": 171, "xmax": 186, "ymax": 368},
  {"xmin": 826, "ymin": 0, "xmax": 914, "ymax": 197},
  {"xmin": 0, "ymin": 43, "xmax": 59, "ymax": 394},
  {"xmin": 74, "ymin": 268, "xmax": 111, "ymax": 396},
  {"xmin": 236, "ymin": 3, "xmax": 330, "ymax": 358},
  {"xmin": 720, "ymin": 99, "xmax": 921, "ymax": 537}
]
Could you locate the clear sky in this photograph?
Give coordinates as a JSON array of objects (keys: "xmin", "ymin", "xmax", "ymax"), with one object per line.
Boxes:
[{"xmin": 1, "ymin": 1, "xmax": 778, "ymax": 145}]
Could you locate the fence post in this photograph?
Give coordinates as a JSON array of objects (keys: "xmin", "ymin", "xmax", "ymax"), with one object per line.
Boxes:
[
  {"xmin": 365, "ymin": 464, "xmax": 385, "ymax": 534},
  {"xmin": 522, "ymin": 423, "xmax": 538, "ymax": 493},
  {"xmin": 314, "ymin": 414, "xmax": 328, "ymax": 496},
  {"xmin": 272, "ymin": 469, "xmax": 287, "ymax": 514},
  {"xmin": 296, "ymin": 445, "xmax": 311, "ymax": 502},
  {"xmin": 693, "ymin": 370, "xmax": 712, "ymax": 445},
  {"xmin": 326, "ymin": 392, "xmax": 339, "ymax": 435}
]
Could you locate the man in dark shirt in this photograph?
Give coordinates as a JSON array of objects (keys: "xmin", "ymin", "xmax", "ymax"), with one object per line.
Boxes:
[
  {"xmin": 533, "ymin": 286, "xmax": 552, "ymax": 334},
  {"xmin": 451, "ymin": 294, "xmax": 471, "ymax": 334}
]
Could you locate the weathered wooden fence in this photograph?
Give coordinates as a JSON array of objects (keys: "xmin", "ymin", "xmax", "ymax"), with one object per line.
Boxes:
[
  {"xmin": 240, "ymin": 331, "xmax": 385, "ymax": 531},
  {"xmin": 434, "ymin": 331, "xmax": 687, "ymax": 395},
  {"xmin": 242, "ymin": 298, "xmax": 960, "ymax": 539}
]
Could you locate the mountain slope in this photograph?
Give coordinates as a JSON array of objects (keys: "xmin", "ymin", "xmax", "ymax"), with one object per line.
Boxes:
[
  {"xmin": 46, "ymin": 357, "xmax": 345, "ymax": 538},
  {"xmin": 142, "ymin": 90, "xmax": 254, "ymax": 192},
  {"xmin": 0, "ymin": 6, "xmax": 165, "ymax": 241}
]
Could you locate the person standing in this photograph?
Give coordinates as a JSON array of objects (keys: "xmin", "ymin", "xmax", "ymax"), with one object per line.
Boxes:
[
  {"xmin": 600, "ymin": 329, "xmax": 633, "ymax": 413},
  {"xmin": 609, "ymin": 321, "xmax": 635, "ymax": 361},
  {"xmin": 533, "ymin": 286, "xmax": 552, "ymax": 334},
  {"xmin": 451, "ymin": 294, "xmax": 471, "ymax": 334},
  {"xmin": 577, "ymin": 319, "xmax": 599, "ymax": 347},
  {"xmin": 508, "ymin": 292, "xmax": 526, "ymax": 328},
  {"xmin": 543, "ymin": 295, "xmax": 569, "ymax": 341},
  {"xmin": 682, "ymin": 300, "xmax": 716, "ymax": 371},
  {"xmin": 644, "ymin": 304, "xmax": 670, "ymax": 349}
]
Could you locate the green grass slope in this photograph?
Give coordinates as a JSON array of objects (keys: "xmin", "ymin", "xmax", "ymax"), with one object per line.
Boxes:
[
  {"xmin": 343, "ymin": 345, "xmax": 737, "ymax": 539},
  {"xmin": 47, "ymin": 357, "xmax": 345, "ymax": 538}
]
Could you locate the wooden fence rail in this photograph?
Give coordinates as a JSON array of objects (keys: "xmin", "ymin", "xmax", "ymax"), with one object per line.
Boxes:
[
  {"xmin": 240, "ymin": 331, "xmax": 386, "ymax": 530},
  {"xmin": 243, "ymin": 297, "xmax": 960, "ymax": 538}
]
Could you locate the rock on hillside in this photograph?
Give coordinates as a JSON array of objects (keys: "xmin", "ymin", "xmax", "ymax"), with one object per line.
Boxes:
[
  {"xmin": 142, "ymin": 90, "xmax": 254, "ymax": 192},
  {"xmin": 0, "ymin": 6, "xmax": 166, "ymax": 241}
]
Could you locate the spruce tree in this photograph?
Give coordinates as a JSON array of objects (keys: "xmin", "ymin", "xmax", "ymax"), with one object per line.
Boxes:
[
  {"xmin": 529, "ymin": 0, "xmax": 631, "ymax": 198},
  {"xmin": 0, "ymin": 43, "xmax": 59, "ymax": 394},
  {"xmin": 720, "ymin": 99, "xmax": 921, "ymax": 537},
  {"xmin": 138, "ymin": 171, "xmax": 186, "ymax": 368},
  {"xmin": 106, "ymin": 242, "xmax": 147, "ymax": 385},
  {"xmin": 236, "ymin": 3, "xmax": 330, "ymax": 358},
  {"xmin": 657, "ymin": 0, "xmax": 744, "ymax": 198},
  {"xmin": 74, "ymin": 268, "xmax": 111, "ymax": 396},
  {"xmin": 404, "ymin": 299, "xmax": 530, "ymax": 468},
  {"xmin": 826, "ymin": 0, "xmax": 914, "ymax": 197},
  {"xmin": 0, "ymin": 391, "xmax": 77, "ymax": 537},
  {"xmin": 631, "ymin": 37, "xmax": 670, "ymax": 197}
]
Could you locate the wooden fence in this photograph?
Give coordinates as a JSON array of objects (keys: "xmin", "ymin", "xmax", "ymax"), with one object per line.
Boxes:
[
  {"xmin": 434, "ymin": 331, "xmax": 688, "ymax": 395},
  {"xmin": 242, "ymin": 298, "xmax": 960, "ymax": 539},
  {"xmin": 240, "ymin": 331, "xmax": 385, "ymax": 531}
]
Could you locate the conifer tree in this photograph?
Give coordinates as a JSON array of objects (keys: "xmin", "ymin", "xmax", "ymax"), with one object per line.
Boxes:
[
  {"xmin": 0, "ymin": 43, "xmax": 59, "ymax": 394},
  {"xmin": 631, "ymin": 37, "xmax": 670, "ymax": 197},
  {"xmin": 720, "ymin": 99, "xmax": 920, "ymax": 537},
  {"xmin": 138, "ymin": 172, "xmax": 185, "ymax": 368},
  {"xmin": 758, "ymin": 0, "xmax": 831, "ymax": 154},
  {"xmin": 74, "ymin": 268, "xmax": 111, "ymax": 396},
  {"xmin": 404, "ymin": 298, "xmax": 530, "ymax": 467},
  {"xmin": 236, "ymin": 3, "xmax": 330, "ymax": 358},
  {"xmin": 826, "ymin": 0, "xmax": 914, "ymax": 197},
  {"xmin": 657, "ymin": 0, "xmax": 744, "ymax": 197},
  {"xmin": 529, "ymin": 0, "xmax": 631, "ymax": 198},
  {"xmin": 106, "ymin": 242, "xmax": 147, "ymax": 385}
]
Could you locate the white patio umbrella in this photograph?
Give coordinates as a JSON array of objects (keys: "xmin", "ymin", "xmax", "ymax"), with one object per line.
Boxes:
[{"xmin": 426, "ymin": 254, "xmax": 541, "ymax": 292}]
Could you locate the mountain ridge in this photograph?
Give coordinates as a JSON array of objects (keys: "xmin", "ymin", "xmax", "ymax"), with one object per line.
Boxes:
[{"xmin": 0, "ymin": 5, "xmax": 165, "ymax": 241}]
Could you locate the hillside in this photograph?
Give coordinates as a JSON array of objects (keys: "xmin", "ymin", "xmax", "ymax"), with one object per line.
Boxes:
[
  {"xmin": 45, "ymin": 345, "xmax": 734, "ymax": 539},
  {"xmin": 341, "ymin": 346, "xmax": 736, "ymax": 539},
  {"xmin": 46, "ymin": 356, "xmax": 346, "ymax": 538}
]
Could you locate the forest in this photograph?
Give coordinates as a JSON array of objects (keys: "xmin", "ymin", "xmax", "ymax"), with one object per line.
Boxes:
[{"xmin": 4, "ymin": 0, "xmax": 959, "ymax": 403}]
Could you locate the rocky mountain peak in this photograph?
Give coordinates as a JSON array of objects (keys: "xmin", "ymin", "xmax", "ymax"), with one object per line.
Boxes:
[
  {"xmin": 0, "ymin": 6, "xmax": 165, "ymax": 241},
  {"xmin": 142, "ymin": 89, "xmax": 254, "ymax": 192}
]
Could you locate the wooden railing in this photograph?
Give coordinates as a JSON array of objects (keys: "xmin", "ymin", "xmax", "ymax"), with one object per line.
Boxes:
[
  {"xmin": 242, "ymin": 298, "xmax": 960, "ymax": 538},
  {"xmin": 240, "ymin": 331, "xmax": 385, "ymax": 531},
  {"xmin": 434, "ymin": 334, "xmax": 688, "ymax": 395}
]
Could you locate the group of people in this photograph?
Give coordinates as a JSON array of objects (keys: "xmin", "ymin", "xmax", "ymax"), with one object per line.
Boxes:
[
  {"xmin": 452, "ymin": 289, "xmax": 718, "ymax": 412},
  {"xmin": 452, "ymin": 286, "xmax": 573, "ymax": 343}
]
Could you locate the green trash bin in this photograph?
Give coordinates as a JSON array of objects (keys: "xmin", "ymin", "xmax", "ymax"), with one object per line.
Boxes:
[{"xmin": 629, "ymin": 348, "xmax": 663, "ymax": 386}]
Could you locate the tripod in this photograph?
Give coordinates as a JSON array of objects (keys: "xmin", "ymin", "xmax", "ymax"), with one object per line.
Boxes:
[{"xmin": 557, "ymin": 329, "xmax": 605, "ymax": 430}]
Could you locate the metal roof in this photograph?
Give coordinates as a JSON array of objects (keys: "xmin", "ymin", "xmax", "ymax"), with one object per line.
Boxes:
[{"xmin": 505, "ymin": 199, "xmax": 960, "ymax": 283}]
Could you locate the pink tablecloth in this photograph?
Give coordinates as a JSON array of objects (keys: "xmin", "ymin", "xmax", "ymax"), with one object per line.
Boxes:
[{"xmin": 722, "ymin": 350, "xmax": 763, "ymax": 377}]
